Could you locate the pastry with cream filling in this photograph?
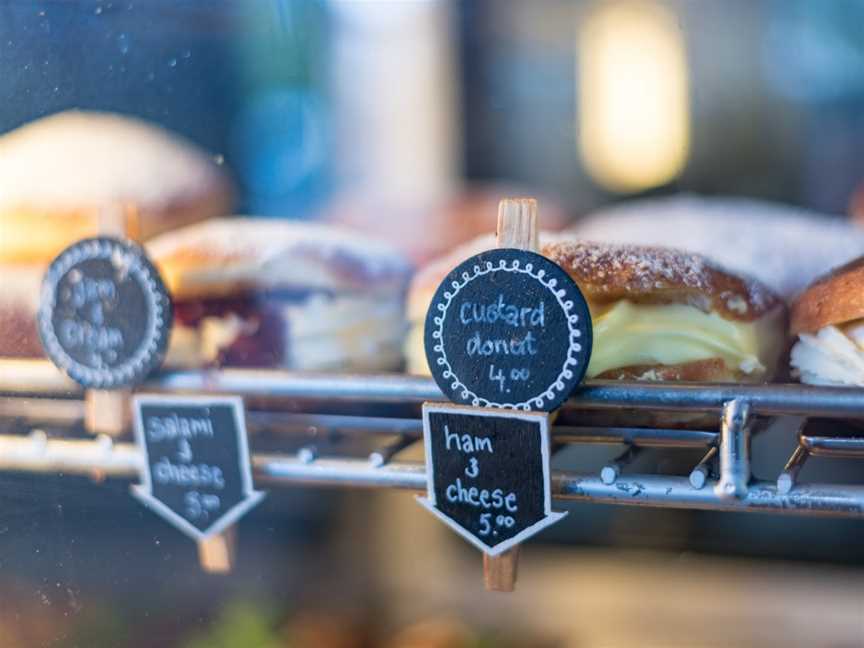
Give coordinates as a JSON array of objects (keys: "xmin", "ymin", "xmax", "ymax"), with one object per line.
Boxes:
[
  {"xmin": 790, "ymin": 257, "xmax": 864, "ymax": 386},
  {"xmin": 147, "ymin": 218, "xmax": 412, "ymax": 371},
  {"xmin": 0, "ymin": 110, "xmax": 233, "ymax": 359},
  {"xmin": 407, "ymin": 237, "xmax": 786, "ymax": 382}
]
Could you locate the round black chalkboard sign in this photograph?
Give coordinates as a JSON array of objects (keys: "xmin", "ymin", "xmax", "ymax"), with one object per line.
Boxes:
[
  {"xmin": 424, "ymin": 248, "xmax": 593, "ymax": 411},
  {"xmin": 38, "ymin": 237, "xmax": 172, "ymax": 389}
]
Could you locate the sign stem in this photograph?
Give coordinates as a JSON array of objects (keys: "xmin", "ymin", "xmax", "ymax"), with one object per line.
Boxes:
[
  {"xmin": 197, "ymin": 526, "xmax": 236, "ymax": 574},
  {"xmin": 484, "ymin": 546, "xmax": 520, "ymax": 592},
  {"xmin": 85, "ymin": 389, "xmax": 131, "ymax": 437},
  {"xmin": 483, "ymin": 197, "xmax": 541, "ymax": 591}
]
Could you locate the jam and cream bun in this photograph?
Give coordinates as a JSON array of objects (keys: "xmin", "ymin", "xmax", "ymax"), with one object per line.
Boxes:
[
  {"xmin": 0, "ymin": 110, "xmax": 232, "ymax": 359},
  {"xmin": 147, "ymin": 218, "xmax": 412, "ymax": 371},
  {"xmin": 407, "ymin": 237, "xmax": 786, "ymax": 382},
  {"xmin": 790, "ymin": 257, "xmax": 864, "ymax": 386}
]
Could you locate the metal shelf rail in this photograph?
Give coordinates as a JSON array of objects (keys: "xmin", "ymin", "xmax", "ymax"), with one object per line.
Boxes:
[{"xmin": 2, "ymin": 363, "xmax": 864, "ymax": 518}]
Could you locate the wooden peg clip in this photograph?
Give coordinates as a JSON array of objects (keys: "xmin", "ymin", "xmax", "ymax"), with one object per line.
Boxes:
[
  {"xmin": 484, "ymin": 546, "xmax": 520, "ymax": 592},
  {"xmin": 197, "ymin": 527, "xmax": 237, "ymax": 574},
  {"xmin": 96, "ymin": 203, "xmax": 135, "ymax": 239},
  {"xmin": 83, "ymin": 204, "xmax": 140, "ymax": 437},
  {"xmin": 85, "ymin": 389, "xmax": 131, "ymax": 437},
  {"xmin": 497, "ymin": 196, "xmax": 538, "ymax": 251},
  {"xmin": 479, "ymin": 197, "xmax": 540, "ymax": 592}
]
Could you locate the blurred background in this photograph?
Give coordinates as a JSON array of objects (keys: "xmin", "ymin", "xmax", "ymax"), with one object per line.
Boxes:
[
  {"xmin": 6, "ymin": 0, "xmax": 864, "ymax": 227},
  {"xmin": 2, "ymin": 1, "xmax": 864, "ymax": 646}
]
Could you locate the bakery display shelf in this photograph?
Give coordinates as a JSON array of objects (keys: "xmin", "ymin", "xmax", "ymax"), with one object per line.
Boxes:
[
  {"xmin": 5, "ymin": 359, "xmax": 864, "ymax": 415},
  {"xmin": 2, "ymin": 362, "xmax": 864, "ymax": 518}
]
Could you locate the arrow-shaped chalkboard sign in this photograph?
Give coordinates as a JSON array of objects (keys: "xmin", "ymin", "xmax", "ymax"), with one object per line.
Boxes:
[
  {"xmin": 132, "ymin": 395, "xmax": 264, "ymax": 540},
  {"xmin": 417, "ymin": 403, "xmax": 566, "ymax": 556}
]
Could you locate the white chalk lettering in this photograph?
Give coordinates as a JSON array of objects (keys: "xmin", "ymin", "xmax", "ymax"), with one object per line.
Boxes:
[
  {"xmin": 465, "ymin": 457, "xmax": 480, "ymax": 478},
  {"xmin": 68, "ymin": 277, "xmax": 117, "ymax": 309},
  {"xmin": 184, "ymin": 491, "xmax": 221, "ymax": 520},
  {"xmin": 153, "ymin": 457, "xmax": 225, "ymax": 489},
  {"xmin": 466, "ymin": 330, "xmax": 538, "ymax": 357},
  {"xmin": 459, "ymin": 295, "xmax": 545, "ymax": 328},
  {"xmin": 444, "ymin": 478, "xmax": 518, "ymax": 512},
  {"xmin": 60, "ymin": 319, "xmax": 123, "ymax": 351},
  {"xmin": 489, "ymin": 365, "xmax": 530, "ymax": 392},
  {"xmin": 444, "ymin": 425, "xmax": 493, "ymax": 454},
  {"xmin": 147, "ymin": 414, "xmax": 214, "ymax": 442}
]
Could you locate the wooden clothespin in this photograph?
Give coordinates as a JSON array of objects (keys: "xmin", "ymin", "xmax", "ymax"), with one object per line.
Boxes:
[
  {"xmin": 198, "ymin": 526, "xmax": 237, "ymax": 574},
  {"xmin": 84, "ymin": 204, "xmax": 139, "ymax": 437},
  {"xmin": 481, "ymin": 197, "xmax": 539, "ymax": 592}
]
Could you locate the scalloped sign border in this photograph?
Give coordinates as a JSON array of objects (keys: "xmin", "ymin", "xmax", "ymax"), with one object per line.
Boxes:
[
  {"xmin": 424, "ymin": 248, "xmax": 593, "ymax": 411},
  {"xmin": 38, "ymin": 237, "xmax": 172, "ymax": 389}
]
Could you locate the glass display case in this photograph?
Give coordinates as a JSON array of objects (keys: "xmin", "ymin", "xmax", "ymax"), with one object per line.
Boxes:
[{"xmin": 3, "ymin": 2, "xmax": 864, "ymax": 646}]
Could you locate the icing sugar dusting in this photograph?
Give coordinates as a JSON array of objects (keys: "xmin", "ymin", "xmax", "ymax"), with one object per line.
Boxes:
[
  {"xmin": 147, "ymin": 217, "xmax": 412, "ymax": 280},
  {"xmin": 546, "ymin": 239, "xmax": 777, "ymax": 311},
  {"xmin": 411, "ymin": 228, "xmax": 779, "ymax": 318},
  {"xmin": 572, "ymin": 195, "xmax": 864, "ymax": 298},
  {"xmin": 551, "ymin": 240, "xmax": 711, "ymax": 291}
]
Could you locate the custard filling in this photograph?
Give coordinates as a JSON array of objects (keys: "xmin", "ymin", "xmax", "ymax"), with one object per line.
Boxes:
[{"xmin": 587, "ymin": 301, "xmax": 781, "ymax": 378}]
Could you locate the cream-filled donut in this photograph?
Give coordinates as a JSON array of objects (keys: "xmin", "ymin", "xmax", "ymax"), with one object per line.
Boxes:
[{"xmin": 407, "ymin": 236, "xmax": 786, "ymax": 383}]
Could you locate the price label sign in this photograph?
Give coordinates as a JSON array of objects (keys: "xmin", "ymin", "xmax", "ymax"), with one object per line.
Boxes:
[
  {"xmin": 37, "ymin": 237, "xmax": 172, "ymax": 389},
  {"xmin": 132, "ymin": 395, "xmax": 264, "ymax": 540},
  {"xmin": 424, "ymin": 248, "xmax": 592, "ymax": 411},
  {"xmin": 417, "ymin": 403, "xmax": 565, "ymax": 556}
]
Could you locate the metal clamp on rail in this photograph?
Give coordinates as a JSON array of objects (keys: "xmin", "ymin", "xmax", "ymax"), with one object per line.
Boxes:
[{"xmin": 716, "ymin": 400, "xmax": 751, "ymax": 499}]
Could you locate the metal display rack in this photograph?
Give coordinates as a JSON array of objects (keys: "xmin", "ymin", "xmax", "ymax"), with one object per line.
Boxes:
[{"xmin": 2, "ymin": 361, "xmax": 864, "ymax": 518}]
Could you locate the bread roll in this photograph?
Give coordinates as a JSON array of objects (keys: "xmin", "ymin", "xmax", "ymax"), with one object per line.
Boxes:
[{"xmin": 0, "ymin": 110, "xmax": 232, "ymax": 263}]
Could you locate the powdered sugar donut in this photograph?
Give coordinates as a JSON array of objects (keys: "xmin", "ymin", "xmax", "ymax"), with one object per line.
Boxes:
[{"xmin": 572, "ymin": 195, "xmax": 864, "ymax": 299}]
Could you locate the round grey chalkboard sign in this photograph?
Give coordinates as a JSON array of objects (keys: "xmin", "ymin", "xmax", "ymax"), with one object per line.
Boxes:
[
  {"xmin": 424, "ymin": 248, "xmax": 592, "ymax": 411},
  {"xmin": 38, "ymin": 237, "xmax": 172, "ymax": 389}
]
